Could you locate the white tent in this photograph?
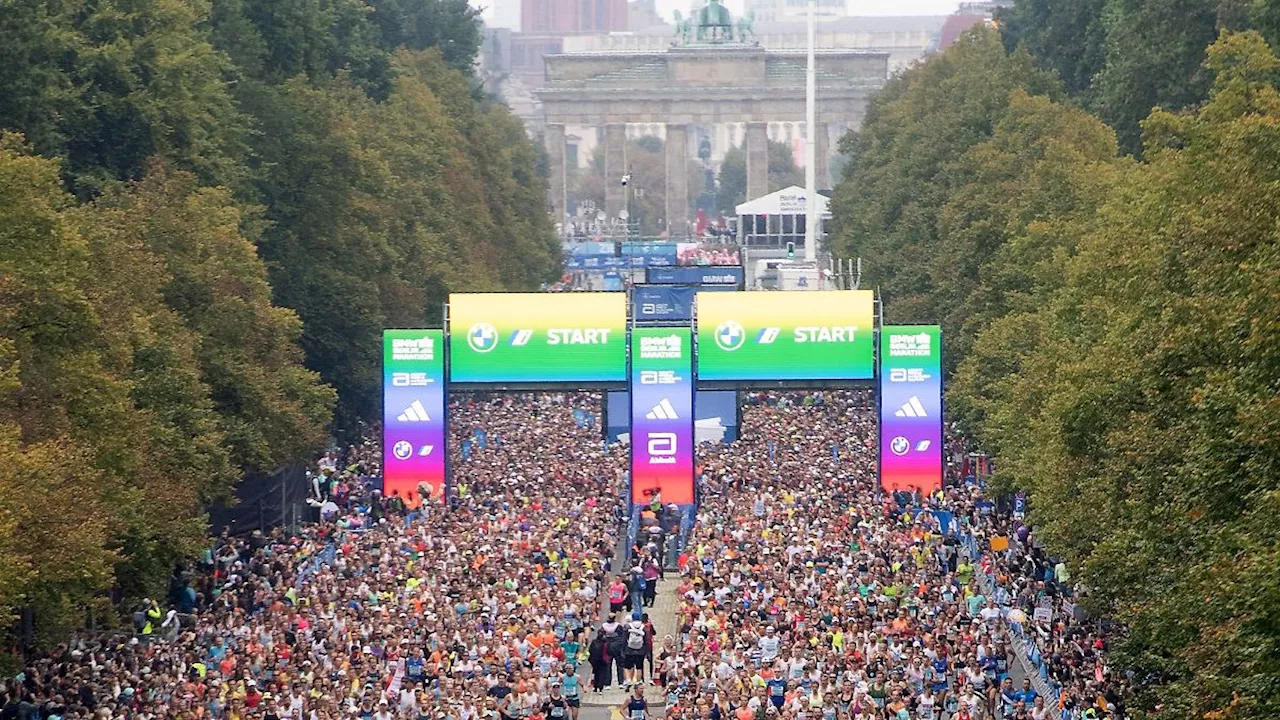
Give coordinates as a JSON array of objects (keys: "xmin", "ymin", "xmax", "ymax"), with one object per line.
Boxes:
[{"xmin": 734, "ymin": 185, "xmax": 831, "ymax": 217}]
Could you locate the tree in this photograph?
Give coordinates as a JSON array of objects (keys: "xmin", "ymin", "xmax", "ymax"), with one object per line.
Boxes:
[
  {"xmin": 947, "ymin": 32, "xmax": 1280, "ymax": 720},
  {"xmin": 714, "ymin": 140, "xmax": 804, "ymax": 214},
  {"xmin": 0, "ymin": 0, "xmax": 250, "ymax": 197},
  {"xmin": 998, "ymin": 0, "xmax": 1108, "ymax": 96},
  {"xmin": 0, "ymin": 137, "xmax": 332, "ymax": 651},
  {"xmin": 829, "ymin": 26, "xmax": 1059, "ymax": 354},
  {"xmin": 248, "ymin": 51, "xmax": 556, "ymax": 428}
]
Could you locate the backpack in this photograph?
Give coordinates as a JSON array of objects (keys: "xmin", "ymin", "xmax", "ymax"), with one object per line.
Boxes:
[{"xmin": 627, "ymin": 626, "xmax": 645, "ymax": 651}]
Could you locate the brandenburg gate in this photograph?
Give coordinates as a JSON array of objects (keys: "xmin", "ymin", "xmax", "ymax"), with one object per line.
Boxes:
[{"xmin": 536, "ymin": 1, "xmax": 888, "ymax": 234}]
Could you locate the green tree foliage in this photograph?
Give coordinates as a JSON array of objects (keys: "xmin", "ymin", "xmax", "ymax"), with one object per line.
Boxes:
[
  {"xmin": 829, "ymin": 27, "xmax": 1060, "ymax": 354},
  {"xmin": 0, "ymin": 137, "xmax": 332, "ymax": 651},
  {"xmin": 715, "ymin": 140, "xmax": 803, "ymax": 214},
  {"xmin": 997, "ymin": 0, "xmax": 1277, "ymax": 154},
  {"xmin": 837, "ymin": 28, "xmax": 1280, "ymax": 717},
  {"xmin": 249, "ymin": 51, "xmax": 557, "ymax": 427},
  {"xmin": 956, "ymin": 35, "xmax": 1280, "ymax": 718},
  {"xmin": 0, "ymin": 0, "xmax": 551, "ymax": 654},
  {"xmin": 0, "ymin": 0, "xmax": 250, "ymax": 197}
]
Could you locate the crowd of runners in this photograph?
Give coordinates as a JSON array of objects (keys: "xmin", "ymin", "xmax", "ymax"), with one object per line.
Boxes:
[{"xmin": 0, "ymin": 391, "xmax": 1123, "ymax": 720}]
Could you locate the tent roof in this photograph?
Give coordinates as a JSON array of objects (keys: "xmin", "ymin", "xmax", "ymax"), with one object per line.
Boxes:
[{"xmin": 735, "ymin": 185, "xmax": 831, "ymax": 216}]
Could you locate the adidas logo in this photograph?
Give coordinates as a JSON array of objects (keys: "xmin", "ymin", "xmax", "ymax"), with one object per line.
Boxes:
[
  {"xmin": 397, "ymin": 400, "xmax": 431, "ymax": 423},
  {"xmin": 645, "ymin": 398, "xmax": 679, "ymax": 420},
  {"xmin": 894, "ymin": 396, "xmax": 928, "ymax": 418}
]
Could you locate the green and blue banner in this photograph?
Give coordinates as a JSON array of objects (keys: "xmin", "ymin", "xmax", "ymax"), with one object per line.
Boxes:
[
  {"xmin": 448, "ymin": 293, "xmax": 627, "ymax": 385},
  {"xmin": 383, "ymin": 329, "xmax": 447, "ymax": 505},
  {"xmin": 879, "ymin": 325, "xmax": 943, "ymax": 494},
  {"xmin": 695, "ymin": 290, "xmax": 876, "ymax": 382}
]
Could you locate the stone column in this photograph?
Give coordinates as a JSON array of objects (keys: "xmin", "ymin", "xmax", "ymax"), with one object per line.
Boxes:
[
  {"xmin": 545, "ymin": 124, "xmax": 566, "ymax": 224},
  {"xmin": 665, "ymin": 123, "xmax": 689, "ymax": 237},
  {"xmin": 745, "ymin": 122, "xmax": 769, "ymax": 201},
  {"xmin": 604, "ymin": 124, "xmax": 627, "ymax": 219},
  {"xmin": 814, "ymin": 121, "xmax": 831, "ymax": 190}
]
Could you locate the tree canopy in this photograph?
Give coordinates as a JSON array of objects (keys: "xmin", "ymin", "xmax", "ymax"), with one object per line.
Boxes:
[
  {"xmin": 832, "ymin": 22, "xmax": 1280, "ymax": 718},
  {"xmin": 0, "ymin": 0, "xmax": 557, "ymax": 650}
]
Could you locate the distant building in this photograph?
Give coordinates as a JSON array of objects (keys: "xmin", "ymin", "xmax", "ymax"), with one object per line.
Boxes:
[
  {"xmin": 937, "ymin": 14, "xmax": 987, "ymax": 50},
  {"xmin": 629, "ymin": 0, "xmax": 667, "ymax": 31},
  {"xmin": 521, "ymin": 0, "xmax": 628, "ymax": 33}
]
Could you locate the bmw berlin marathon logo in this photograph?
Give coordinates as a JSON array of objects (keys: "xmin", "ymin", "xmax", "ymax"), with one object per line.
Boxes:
[{"xmin": 467, "ymin": 323, "xmax": 499, "ymax": 353}]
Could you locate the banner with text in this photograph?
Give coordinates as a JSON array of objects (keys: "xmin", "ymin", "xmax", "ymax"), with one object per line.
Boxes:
[
  {"xmin": 879, "ymin": 325, "xmax": 943, "ymax": 494},
  {"xmin": 646, "ymin": 266, "xmax": 744, "ymax": 287},
  {"xmin": 448, "ymin": 293, "xmax": 627, "ymax": 384},
  {"xmin": 631, "ymin": 327, "xmax": 695, "ymax": 505},
  {"xmin": 695, "ymin": 290, "xmax": 876, "ymax": 382},
  {"xmin": 383, "ymin": 329, "xmax": 447, "ymax": 505}
]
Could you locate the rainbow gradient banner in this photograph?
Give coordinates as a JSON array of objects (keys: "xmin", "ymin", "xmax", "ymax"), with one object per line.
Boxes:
[
  {"xmin": 383, "ymin": 329, "xmax": 447, "ymax": 505},
  {"xmin": 448, "ymin": 293, "xmax": 627, "ymax": 384},
  {"xmin": 631, "ymin": 327, "xmax": 695, "ymax": 505},
  {"xmin": 879, "ymin": 325, "xmax": 943, "ymax": 494},
  {"xmin": 695, "ymin": 290, "xmax": 876, "ymax": 382}
]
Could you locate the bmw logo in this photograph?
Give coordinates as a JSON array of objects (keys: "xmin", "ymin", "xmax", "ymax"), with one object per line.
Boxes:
[
  {"xmin": 714, "ymin": 320, "xmax": 746, "ymax": 351},
  {"xmin": 392, "ymin": 440, "xmax": 413, "ymax": 460},
  {"xmin": 890, "ymin": 436, "xmax": 910, "ymax": 456},
  {"xmin": 467, "ymin": 323, "xmax": 499, "ymax": 353}
]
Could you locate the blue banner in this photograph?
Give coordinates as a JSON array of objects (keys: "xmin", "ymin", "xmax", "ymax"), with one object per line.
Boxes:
[
  {"xmin": 565, "ymin": 242, "xmax": 679, "ymax": 272},
  {"xmin": 634, "ymin": 286, "xmax": 695, "ymax": 321},
  {"xmin": 646, "ymin": 265, "xmax": 744, "ymax": 287}
]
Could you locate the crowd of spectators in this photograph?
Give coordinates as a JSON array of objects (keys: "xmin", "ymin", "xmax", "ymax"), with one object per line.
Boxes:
[
  {"xmin": 0, "ymin": 388, "xmax": 1124, "ymax": 720},
  {"xmin": 1, "ymin": 393, "xmax": 627, "ymax": 720},
  {"xmin": 654, "ymin": 391, "xmax": 1124, "ymax": 720}
]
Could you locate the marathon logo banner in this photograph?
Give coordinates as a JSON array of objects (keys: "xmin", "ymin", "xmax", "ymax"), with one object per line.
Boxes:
[
  {"xmin": 695, "ymin": 290, "xmax": 876, "ymax": 382},
  {"xmin": 383, "ymin": 329, "xmax": 447, "ymax": 505},
  {"xmin": 447, "ymin": 293, "xmax": 627, "ymax": 385},
  {"xmin": 879, "ymin": 325, "xmax": 943, "ymax": 494},
  {"xmin": 630, "ymin": 327, "xmax": 695, "ymax": 505}
]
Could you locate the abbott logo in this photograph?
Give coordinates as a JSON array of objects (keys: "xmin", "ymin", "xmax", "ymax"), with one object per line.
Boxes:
[
  {"xmin": 645, "ymin": 399, "xmax": 679, "ymax": 420},
  {"xmin": 894, "ymin": 396, "xmax": 928, "ymax": 418},
  {"xmin": 467, "ymin": 323, "xmax": 499, "ymax": 353},
  {"xmin": 714, "ymin": 321, "xmax": 745, "ymax": 351},
  {"xmin": 647, "ymin": 432, "xmax": 677, "ymax": 464}
]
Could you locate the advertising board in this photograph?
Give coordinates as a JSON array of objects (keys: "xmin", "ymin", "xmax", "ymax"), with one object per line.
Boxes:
[
  {"xmin": 630, "ymin": 327, "xmax": 695, "ymax": 505},
  {"xmin": 695, "ymin": 290, "xmax": 875, "ymax": 382},
  {"xmin": 879, "ymin": 325, "xmax": 943, "ymax": 493},
  {"xmin": 383, "ymin": 330, "xmax": 447, "ymax": 505},
  {"xmin": 448, "ymin": 293, "xmax": 627, "ymax": 384}
]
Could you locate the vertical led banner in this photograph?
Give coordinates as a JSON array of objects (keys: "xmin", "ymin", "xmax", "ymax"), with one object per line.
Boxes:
[
  {"xmin": 631, "ymin": 327, "xmax": 695, "ymax": 505},
  {"xmin": 383, "ymin": 329, "xmax": 447, "ymax": 505},
  {"xmin": 879, "ymin": 325, "xmax": 943, "ymax": 494}
]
